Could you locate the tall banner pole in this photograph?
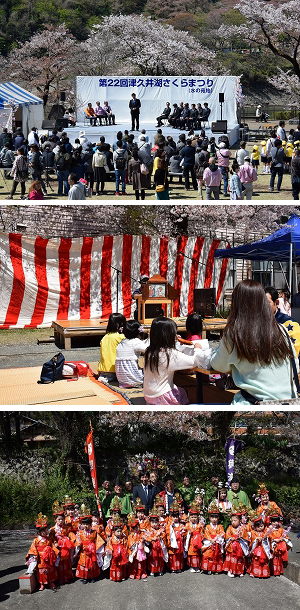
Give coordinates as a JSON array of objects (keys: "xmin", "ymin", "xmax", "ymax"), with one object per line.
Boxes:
[{"xmin": 85, "ymin": 422, "xmax": 102, "ymax": 518}]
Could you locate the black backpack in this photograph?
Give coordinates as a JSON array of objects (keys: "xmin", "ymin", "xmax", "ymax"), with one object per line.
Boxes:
[
  {"xmin": 38, "ymin": 352, "xmax": 65, "ymax": 384},
  {"xmin": 115, "ymin": 150, "xmax": 126, "ymax": 170},
  {"xmin": 56, "ymin": 154, "xmax": 67, "ymax": 171}
]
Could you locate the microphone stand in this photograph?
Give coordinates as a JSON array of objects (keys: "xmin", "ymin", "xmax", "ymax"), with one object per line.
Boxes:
[{"xmin": 104, "ymin": 263, "xmax": 140, "ymax": 313}]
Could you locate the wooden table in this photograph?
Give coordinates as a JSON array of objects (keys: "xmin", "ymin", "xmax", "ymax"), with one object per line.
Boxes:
[
  {"xmin": 195, "ymin": 368, "xmax": 218, "ymax": 404},
  {"xmin": 202, "ymin": 318, "xmax": 227, "ymax": 339},
  {"xmin": 52, "ymin": 317, "xmax": 189, "ymax": 349}
]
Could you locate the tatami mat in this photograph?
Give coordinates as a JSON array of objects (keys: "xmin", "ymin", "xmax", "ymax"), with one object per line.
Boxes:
[{"xmin": 0, "ymin": 366, "xmax": 130, "ymax": 406}]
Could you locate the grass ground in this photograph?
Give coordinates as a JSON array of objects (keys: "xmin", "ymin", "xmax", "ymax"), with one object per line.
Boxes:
[
  {"xmin": 0, "ymin": 327, "xmax": 53, "ymax": 345},
  {"xmin": 0, "ymin": 141, "xmax": 296, "ymax": 201}
]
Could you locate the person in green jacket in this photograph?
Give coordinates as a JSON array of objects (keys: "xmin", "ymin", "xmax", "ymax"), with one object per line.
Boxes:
[
  {"xmin": 227, "ymin": 476, "xmax": 251, "ymax": 510},
  {"xmin": 178, "ymin": 474, "xmax": 195, "ymax": 507},
  {"xmin": 102, "ymin": 477, "xmax": 132, "ymax": 519}
]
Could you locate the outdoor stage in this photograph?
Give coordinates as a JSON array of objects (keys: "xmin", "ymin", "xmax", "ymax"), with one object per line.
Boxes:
[{"xmin": 61, "ymin": 120, "xmax": 240, "ymax": 147}]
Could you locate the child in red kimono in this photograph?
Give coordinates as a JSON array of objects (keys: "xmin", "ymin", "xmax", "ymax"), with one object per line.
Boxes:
[
  {"xmin": 248, "ymin": 515, "xmax": 271, "ymax": 578},
  {"xmin": 50, "ymin": 502, "xmax": 74, "ymax": 584},
  {"xmin": 166, "ymin": 500, "xmax": 186, "ymax": 573},
  {"xmin": 26, "ymin": 514, "xmax": 59, "ymax": 591},
  {"xmin": 145, "ymin": 509, "xmax": 168, "ymax": 576},
  {"xmin": 91, "ymin": 511, "xmax": 106, "ymax": 569},
  {"xmin": 223, "ymin": 510, "xmax": 249, "ymax": 577},
  {"xmin": 127, "ymin": 514, "xmax": 149, "ymax": 579},
  {"xmin": 256, "ymin": 484, "xmax": 283, "ymax": 525},
  {"xmin": 267, "ymin": 512, "xmax": 292, "ymax": 576},
  {"xmin": 202, "ymin": 503, "xmax": 225, "ymax": 574},
  {"xmin": 105, "ymin": 515, "xmax": 129, "ymax": 581},
  {"xmin": 185, "ymin": 502, "xmax": 204, "ymax": 572},
  {"xmin": 75, "ymin": 511, "xmax": 100, "ymax": 584},
  {"xmin": 135, "ymin": 498, "xmax": 150, "ymax": 531}
]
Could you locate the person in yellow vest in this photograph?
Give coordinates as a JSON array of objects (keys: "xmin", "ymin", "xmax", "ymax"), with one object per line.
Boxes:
[
  {"xmin": 251, "ymin": 145, "xmax": 260, "ymax": 171},
  {"xmin": 285, "ymin": 141, "xmax": 293, "ymax": 173},
  {"xmin": 260, "ymin": 140, "xmax": 269, "ymax": 174}
]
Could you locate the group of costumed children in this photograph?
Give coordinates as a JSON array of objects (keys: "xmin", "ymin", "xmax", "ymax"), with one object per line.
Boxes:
[{"xmin": 25, "ymin": 483, "xmax": 292, "ymax": 591}]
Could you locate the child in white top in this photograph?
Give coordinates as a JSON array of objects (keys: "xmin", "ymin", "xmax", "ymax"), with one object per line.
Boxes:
[
  {"xmin": 144, "ymin": 317, "xmax": 211, "ymax": 405},
  {"xmin": 115, "ymin": 319, "xmax": 148, "ymax": 388}
]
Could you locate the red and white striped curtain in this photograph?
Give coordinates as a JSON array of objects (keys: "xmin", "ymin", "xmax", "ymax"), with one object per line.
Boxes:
[{"xmin": 0, "ymin": 232, "xmax": 230, "ymax": 329}]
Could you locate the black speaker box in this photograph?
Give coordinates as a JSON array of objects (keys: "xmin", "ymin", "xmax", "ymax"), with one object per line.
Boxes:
[
  {"xmin": 55, "ymin": 118, "xmax": 68, "ymax": 129},
  {"xmin": 60, "ymin": 91, "xmax": 66, "ymax": 102},
  {"xmin": 194, "ymin": 288, "xmax": 216, "ymax": 317},
  {"xmin": 211, "ymin": 120, "xmax": 228, "ymax": 134},
  {"xmin": 42, "ymin": 119, "xmax": 56, "ymax": 130},
  {"xmin": 219, "ymin": 93, "xmax": 225, "ymax": 103}
]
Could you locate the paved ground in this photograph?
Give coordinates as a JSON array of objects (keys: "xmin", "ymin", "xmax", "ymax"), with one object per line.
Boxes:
[{"xmin": 1, "ymin": 531, "xmax": 300, "ymax": 610}]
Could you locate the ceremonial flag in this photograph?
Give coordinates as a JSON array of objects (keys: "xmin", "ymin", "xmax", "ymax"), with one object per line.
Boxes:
[
  {"xmin": 224, "ymin": 437, "xmax": 245, "ymax": 484},
  {"xmin": 85, "ymin": 426, "xmax": 101, "ymax": 515}
]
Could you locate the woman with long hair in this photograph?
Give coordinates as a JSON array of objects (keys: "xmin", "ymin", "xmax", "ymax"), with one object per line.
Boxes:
[{"xmin": 210, "ymin": 280, "xmax": 298, "ymax": 404}]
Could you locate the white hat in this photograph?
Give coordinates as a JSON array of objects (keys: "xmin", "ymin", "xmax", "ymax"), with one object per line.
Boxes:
[
  {"xmin": 219, "ymin": 142, "xmax": 226, "ymax": 148},
  {"xmin": 79, "ymin": 130, "xmax": 85, "ymax": 136}
]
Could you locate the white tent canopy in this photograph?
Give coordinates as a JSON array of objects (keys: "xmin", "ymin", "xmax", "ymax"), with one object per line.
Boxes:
[{"xmin": 0, "ymin": 82, "xmax": 44, "ymax": 137}]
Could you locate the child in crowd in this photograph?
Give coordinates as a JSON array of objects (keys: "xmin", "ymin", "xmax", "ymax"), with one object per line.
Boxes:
[
  {"xmin": 135, "ymin": 498, "xmax": 150, "ymax": 531},
  {"xmin": 28, "ymin": 180, "xmax": 45, "ymax": 200},
  {"xmin": 185, "ymin": 502, "xmax": 204, "ymax": 572},
  {"xmin": 50, "ymin": 502, "xmax": 74, "ymax": 584},
  {"xmin": 166, "ymin": 501, "xmax": 186, "ymax": 573},
  {"xmin": 229, "ymin": 163, "xmax": 243, "ymax": 200},
  {"xmin": 223, "ymin": 510, "xmax": 249, "ymax": 577},
  {"xmin": 91, "ymin": 511, "xmax": 106, "ymax": 569},
  {"xmin": 251, "ymin": 145, "xmax": 260, "ymax": 170},
  {"xmin": 185, "ymin": 313, "xmax": 202, "ymax": 341},
  {"xmin": 105, "ymin": 516, "xmax": 129, "ymax": 582},
  {"xmin": 248, "ymin": 515, "xmax": 271, "ymax": 578},
  {"xmin": 98, "ymin": 313, "xmax": 126, "ymax": 381},
  {"xmin": 268, "ymin": 511, "xmax": 292, "ymax": 576},
  {"xmin": 26, "ymin": 514, "xmax": 58, "ymax": 591},
  {"xmin": 145, "ymin": 509, "xmax": 168, "ymax": 576},
  {"xmin": 201, "ymin": 503, "xmax": 225, "ymax": 574},
  {"xmin": 255, "ymin": 484, "xmax": 283, "ymax": 523},
  {"xmin": 285, "ymin": 141, "xmax": 293, "ymax": 172},
  {"xmin": 127, "ymin": 514, "xmax": 148, "ymax": 579},
  {"xmin": 143, "ymin": 316, "xmax": 211, "ymax": 405},
  {"xmin": 75, "ymin": 510, "xmax": 100, "ymax": 584},
  {"xmin": 260, "ymin": 140, "xmax": 269, "ymax": 173},
  {"xmin": 115, "ymin": 319, "xmax": 148, "ymax": 387}
]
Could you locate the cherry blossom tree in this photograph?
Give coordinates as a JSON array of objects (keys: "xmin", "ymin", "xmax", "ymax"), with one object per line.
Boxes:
[
  {"xmin": 4, "ymin": 24, "xmax": 81, "ymax": 107},
  {"xmin": 215, "ymin": 0, "xmax": 300, "ymax": 100},
  {"xmin": 81, "ymin": 14, "xmax": 217, "ymax": 76}
]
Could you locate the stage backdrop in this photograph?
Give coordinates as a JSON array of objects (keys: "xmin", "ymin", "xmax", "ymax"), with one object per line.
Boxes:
[
  {"xmin": 76, "ymin": 75, "xmax": 238, "ymax": 125},
  {"xmin": 0, "ymin": 233, "xmax": 230, "ymax": 329}
]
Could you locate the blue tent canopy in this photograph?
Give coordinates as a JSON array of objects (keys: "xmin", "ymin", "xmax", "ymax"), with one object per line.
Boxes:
[
  {"xmin": 214, "ymin": 215, "xmax": 300, "ymax": 262},
  {"xmin": 0, "ymin": 82, "xmax": 42, "ymax": 108}
]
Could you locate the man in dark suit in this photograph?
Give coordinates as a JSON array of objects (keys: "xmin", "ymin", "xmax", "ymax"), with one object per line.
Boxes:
[
  {"xmin": 129, "ymin": 93, "xmax": 141, "ymax": 131},
  {"xmin": 133, "ymin": 471, "xmax": 158, "ymax": 514},
  {"xmin": 156, "ymin": 102, "xmax": 171, "ymax": 127}
]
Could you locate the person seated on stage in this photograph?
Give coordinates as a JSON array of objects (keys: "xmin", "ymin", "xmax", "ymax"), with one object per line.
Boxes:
[
  {"xmin": 103, "ymin": 101, "xmax": 115, "ymax": 125},
  {"xmin": 98, "ymin": 313, "xmax": 126, "ymax": 381},
  {"xmin": 176, "ymin": 103, "xmax": 190, "ymax": 130},
  {"xmin": 156, "ymin": 102, "xmax": 171, "ymax": 127},
  {"xmin": 169, "ymin": 103, "xmax": 181, "ymax": 128},
  {"xmin": 187, "ymin": 104, "xmax": 198, "ymax": 131},
  {"xmin": 85, "ymin": 103, "xmax": 97, "ymax": 126},
  {"xmin": 265, "ymin": 285, "xmax": 300, "ymax": 357},
  {"xmin": 66, "ymin": 107, "xmax": 76, "ymax": 126},
  {"xmin": 95, "ymin": 101, "xmax": 108, "ymax": 126},
  {"xmin": 201, "ymin": 103, "xmax": 211, "ymax": 124},
  {"xmin": 196, "ymin": 104, "xmax": 203, "ymax": 129}
]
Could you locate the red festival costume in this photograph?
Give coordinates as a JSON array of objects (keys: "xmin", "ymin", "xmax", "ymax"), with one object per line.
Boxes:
[
  {"xmin": 128, "ymin": 532, "xmax": 148, "ymax": 579},
  {"xmin": 201, "ymin": 524, "xmax": 225, "ymax": 573},
  {"xmin": 248, "ymin": 529, "xmax": 270, "ymax": 578},
  {"xmin": 26, "ymin": 536, "xmax": 59, "ymax": 586},
  {"xmin": 106, "ymin": 534, "xmax": 129, "ymax": 581},
  {"xmin": 223, "ymin": 525, "xmax": 249, "ymax": 576},
  {"xmin": 185, "ymin": 522, "xmax": 204, "ymax": 570},
  {"xmin": 166, "ymin": 522, "xmax": 186, "ymax": 571},
  {"xmin": 75, "ymin": 530, "xmax": 100, "ymax": 580}
]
